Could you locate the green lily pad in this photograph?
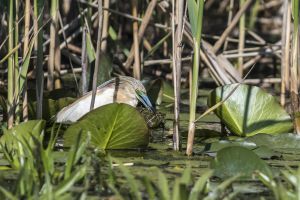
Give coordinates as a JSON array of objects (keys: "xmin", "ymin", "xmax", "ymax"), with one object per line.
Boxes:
[
  {"xmin": 211, "ymin": 146, "xmax": 273, "ymax": 179},
  {"xmin": 207, "ymin": 84, "xmax": 293, "ymax": 136},
  {"xmin": 0, "ymin": 120, "xmax": 46, "ymax": 152},
  {"xmin": 203, "ymin": 140, "xmax": 257, "ymax": 153},
  {"xmin": 64, "ymin": 103, "xmax": 149, "ymax": 149},
  {"xmin": 246, "ymin": 133, "xmax": 300, "ymax": 149},
  {"xmin": 252, "ymin": 145, "xmax": 281, "ymax": 159}
]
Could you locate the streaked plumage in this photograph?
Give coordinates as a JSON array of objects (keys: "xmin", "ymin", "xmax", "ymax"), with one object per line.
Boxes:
[{"xmin": 56, "ymin": 76, "xmax": 153, "ymax": 123}]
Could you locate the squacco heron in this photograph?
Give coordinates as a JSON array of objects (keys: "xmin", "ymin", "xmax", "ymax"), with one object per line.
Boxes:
[{"xmin": 56, "ymin": 76, "xmax": 154, "ymax": 123}]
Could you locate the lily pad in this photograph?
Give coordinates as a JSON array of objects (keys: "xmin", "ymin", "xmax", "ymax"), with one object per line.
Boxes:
[
  {"xmin": 246, "ymin": 133, "xmax": 300, "ymax": 149},
  {"xmin": 64, "ymin": 103, "xmax": 149, "ymax": 149},
  {"xmin": 207, "ymin": 84, "xmax": 293, "ymax": 136},
  {"xmin": 203, "ymin": 139, "xmax": 257, "ymax": 153},
  {"xmin": 211, "ymin": 146, "xmax": 273, "ymax": 179}
]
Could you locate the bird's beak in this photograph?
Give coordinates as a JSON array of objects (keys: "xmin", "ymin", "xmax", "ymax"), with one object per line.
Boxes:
[{"xmin": 136, "ymin": 90, "xmax": 155, "ymax": 112}]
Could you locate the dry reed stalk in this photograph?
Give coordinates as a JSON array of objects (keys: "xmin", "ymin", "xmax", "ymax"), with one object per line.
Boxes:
[
  {"xmin": 22, "ymin": 0, "xmax": 30, "ymax": 121},
  {"xmin": 66, "ymin": 44, "xmax": 82, "ymax": 54},
  {"xmin": 132, "ymin": 0, "xmax": 141, "ymax": 80},
  {"xmin": 124, "ymin": 0, "xmax": 158, "ymax": 70},
  {"xmin": 7, "ymin": 0, "xmax": 14, "ymax": 128},
  {"xmin": 143, "ymin": 38, "xmax": 152, "ymax": 52},
  {"xmin": 81, "ymin": 26, "xmax": 88, "ymax": 95},
  {"xmin": 90, "ymin": 0, "xmax": 103, "ymax": 110},
  {"xmin": 48, "ymin": 0, "xmax": 59, "ymax": 91},
  {"xmin": 213, "ymin": 0, "xmax": 253, "ymax": 53},
  {"xmin": 172, "ymin": 0, "xmax": 184, "ymax": 151},
  {"xmin": 163, "ymin": 16, "xmax": 168, "ymax": 57},
  {"xmin": 238, "ymin": 0, "xmax": 246, "ymax": 76},
  {"xmin": 246, "ymin": 30, "xmax": 266, "ymax": 44},
  {"xmin": 58, "ymin": 12, "xmax": 98, "ymax": 50},
  {"xmin": 57, "ymin": 12, "xmax": 79, "ymax": 91},
  {"xmin": 223, "ymin": 0, "xmax": 234, "ymax": 51},
  {"xmin": 14, "ymin": 0, "xmax": 20, "ymax": 124},
  {"xmin": 101, "ymin": 0, "xmax": 109, "ymax": 52},
  {"xmin": 34, "ymin": 0, "xmax": 44, "ymax": 119},
  {"xmin": 280, "ymin": 0, "xmax": 290, "ymax": 106},
  {"xmin": 290, "ymin": 0, "xmax": 300, "ymax": 134},
  {"xmin": 54, "ymin": 42, "xmax": 61, "ymax": 89}
]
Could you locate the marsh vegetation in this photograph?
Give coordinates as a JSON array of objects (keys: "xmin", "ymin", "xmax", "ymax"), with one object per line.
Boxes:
[{"xmin": 0, "ymin": 0, "xmax": 300, "ymax": 199}]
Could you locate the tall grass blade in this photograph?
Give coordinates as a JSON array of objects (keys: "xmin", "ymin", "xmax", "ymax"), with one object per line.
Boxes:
[
  {"xmin": 188, "ymin": 170, "xmax": 213, "ymax": 200},
  {"xmin": 55, "ymin": 166, "xmax": 87, "ymax": 197},
  {"xmin": 157, "ymin": 169, "xmax": 170, "ymax": 200},
  {"xmin": 0, "ymin": 186, "xmax": 18, "ymax": 200},
  {"xmin": 111, "ymin": 158, "xmax": 142, "ymax": 200},
  {"xmin": 34, "ymin": 0, "xmax": 44, "ymax": 119}
]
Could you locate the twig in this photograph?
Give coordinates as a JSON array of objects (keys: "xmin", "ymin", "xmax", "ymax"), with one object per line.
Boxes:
[
  {"xmin": 101, "ymin": 0, "xmax": 110, "ymax": 52},
  {"xmin": 22, "ymin": 0, "xmax": 30, "ymax": 122},
  {"xmin": 81, "ymin": 26, "xmax": 88, "ymax": 95},
  {"xmin": 124, "ymin": 0, "xmax": 158, "ymax": 70},
  {"xmin": 213, "ymin": 0, "xmax": 253, "ymax": 53},
  {"xmin": 132, "ymin": 0, "xmax": 141, "ymax": 80}
]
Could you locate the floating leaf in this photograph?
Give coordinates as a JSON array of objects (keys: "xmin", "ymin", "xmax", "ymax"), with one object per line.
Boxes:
[
  {"xmin": 211, "ymin": 146, "xmax": 273, "ymax": 179},
  {"xmin": 203, "ymin": 139, "xmax": 257, "ymax": 153},
  {"xmin": 64, "ymin": 103, "xmax": 149, "ymax": 149},
  {"xmin": 246, "ymin": 133, "xmax": 300, "ymax": 149},
  {"xmin": 208, "ymin": 84, "xmax": 293, "ymax": 136},
  {"xmin": 252, "ymin": 145, "xmax": 281, "ymax": 159}
]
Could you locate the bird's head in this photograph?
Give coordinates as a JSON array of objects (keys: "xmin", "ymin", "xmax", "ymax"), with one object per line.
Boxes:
[
  {"xmin": 135, "ymin": 89, "xmax": 155, "ymax": 112},
  {"xmin": 120, "ymin": 76, "xmax": 155, "ymax": 112}
]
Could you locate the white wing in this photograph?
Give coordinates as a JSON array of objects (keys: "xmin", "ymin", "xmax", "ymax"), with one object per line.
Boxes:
[{"xmin": 56, "ymin": 87, "xmax": 114, "ymax": 123}]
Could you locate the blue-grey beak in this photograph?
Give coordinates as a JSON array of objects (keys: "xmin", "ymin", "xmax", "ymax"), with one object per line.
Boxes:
[{"xmin": 136, "ymin": 90, "xmax": 155, "ymax": 112}]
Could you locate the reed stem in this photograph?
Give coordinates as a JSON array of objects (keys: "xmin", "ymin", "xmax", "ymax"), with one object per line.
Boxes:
[
  {"xmin": 22, "ymin": 0, "xmax": 31, "ymax": 122},
  {"xmin": 132, "ymin": 0, "xmax": 141, "ymax": 80},
  {"xmin": 90, "ymin": 0, "xmax": 103, "ymax": 110},
  {"xmin": 7, "ymin": 0, "xmax": 15, "ymax": 128},
  {"xmin": 172, "ymin": 0, "xmax": 184, "ymax": 151},
  {"xmin": 48, "ymin": 0, "xmax": 59, "ymax": 91},
  {"xmin": 291, "ymin": 0, "xmax": 300, "ymax": 134},
  {"xmin": 186, "ymin": 0, "xmax": 204, "ymax": 156},
  {"xmin": 238, "ymin": 0, "xmax": 245, "ymax": 76},
  {"xmin": 14, "ymin": 0, "xmax": 20, "ymax": 124},
  {"xmin": 34, "ymin": 0, "xmax": 44, "ymax": 119}
]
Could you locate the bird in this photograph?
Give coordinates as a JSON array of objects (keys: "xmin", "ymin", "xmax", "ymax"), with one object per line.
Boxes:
[{"xmin": 55, "ymin": 76, "xmax": 154, "ymax": 123}]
